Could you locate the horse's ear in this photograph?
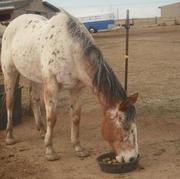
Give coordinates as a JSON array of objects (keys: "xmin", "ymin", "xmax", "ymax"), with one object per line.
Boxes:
[
  {"xmin": 119, "ymin": 93, "xmax": 138, "ymax": 111},
  {"xmin": 119, "ymin": 100, "xmax": 129, "ymax": 111},
  {"xmin": 128, "ymin": 92, "xmax": 138, "ymax": 105}
]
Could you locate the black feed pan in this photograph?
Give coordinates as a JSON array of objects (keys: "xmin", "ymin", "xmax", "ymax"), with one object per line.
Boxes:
[{"xmin": 97, "ymin": 152, "xmax": 140, "ymax": 173}]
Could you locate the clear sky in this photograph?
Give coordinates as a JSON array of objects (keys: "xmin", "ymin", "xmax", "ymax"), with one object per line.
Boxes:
[{"xmin": 46, "ymin": 0, "xmax": 180, "ymax": 18}]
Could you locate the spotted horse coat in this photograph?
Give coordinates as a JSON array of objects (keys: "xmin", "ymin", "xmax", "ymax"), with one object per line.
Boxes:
[{"xmin": 1, "ymin": 11, "xmax": 139, "ymax": 162}]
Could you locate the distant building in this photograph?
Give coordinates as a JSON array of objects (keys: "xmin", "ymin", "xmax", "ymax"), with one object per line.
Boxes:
[
  {"xmin": 159, "ymin": 2, "xmax": 180, "ymax": 18},
  {"xmin": 0, "ymin": 0, "xmax": 60, "ymax": 22}
]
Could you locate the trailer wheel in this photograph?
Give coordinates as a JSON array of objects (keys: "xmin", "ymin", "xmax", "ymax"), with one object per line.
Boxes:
[{"xmin": 89, "ymin": 27, "xmax": 96, "ymax": 33}]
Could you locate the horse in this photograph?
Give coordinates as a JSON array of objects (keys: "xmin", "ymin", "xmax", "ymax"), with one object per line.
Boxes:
[{"xmin": 1, "ymin": 11, "xmax": 139, "ymax": 162}]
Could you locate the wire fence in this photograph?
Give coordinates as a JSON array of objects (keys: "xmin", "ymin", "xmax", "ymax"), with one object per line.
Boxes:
[{"xmin": 116, "ymin": 16, "xmax": 180, "ymax": 27}]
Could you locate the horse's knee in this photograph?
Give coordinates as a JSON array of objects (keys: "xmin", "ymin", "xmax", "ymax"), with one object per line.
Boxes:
[
  {"xmin": 6, "ymin": 95, "xmax": 13, "ymax": 110},
  {"xmin": 31, "ymin": 98, "xmax": 43, "ymax": 129},
  {"xmin": 71, "ymin": 105, "xmax": 81, "ymax": 125},
  {"xmin": 5, "ymin": 87, "xmax": 14, "ymax": 109},
  {"xmin": 43, "ymin": 108, "xmax": 57, "ymax": 144},
  {"xmin": 72, "ymin": 115, "xmax": 80, "ymax": 126},
  {"xmin": 47, "ymin": 110, "xmax": 57, "ymax": 128}
]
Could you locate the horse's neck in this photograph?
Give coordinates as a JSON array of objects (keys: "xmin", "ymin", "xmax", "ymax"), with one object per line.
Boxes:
[
  {"xmin": 95, "ymin": 93, "xmax": 113, "ymax": 109},
  {"xmin": 75, "ymin": 58, "xmax": 116, "ymax": 110}
]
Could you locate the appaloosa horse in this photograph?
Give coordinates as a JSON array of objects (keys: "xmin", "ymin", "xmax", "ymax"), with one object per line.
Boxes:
[{"xmin": 1, "ymin": 11, "xmax": 138, "ymax": 162}]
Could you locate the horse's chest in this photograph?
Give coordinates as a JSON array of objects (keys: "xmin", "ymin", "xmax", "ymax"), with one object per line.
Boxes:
[{"xmin": 57, "ymin": 70, "xmax": 77, "ymax": 89}]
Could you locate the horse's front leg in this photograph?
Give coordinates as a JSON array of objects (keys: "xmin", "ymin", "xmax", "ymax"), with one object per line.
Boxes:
[
  {"xmin": 44, "ymin": 79, "xmax": 59, "ymax": 161},
  {"xmin": 70, "ymin": 88, "xmax": 89, "ymax": 157}
]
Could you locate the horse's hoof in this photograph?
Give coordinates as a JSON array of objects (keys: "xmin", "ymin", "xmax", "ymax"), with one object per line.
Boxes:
[
  {"xmin": 75, "ymin": 149, "xmax": 90, "ymax": 158},
  {"xmin": 6, "ymin": 138, "xmax": 16, "ymax": 145},
  {"xmin": 46, "ymin": 153, "xmax": 60, "ymax": 161}
]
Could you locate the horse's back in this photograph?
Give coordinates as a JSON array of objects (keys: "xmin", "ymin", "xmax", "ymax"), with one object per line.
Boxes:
[{"xmin": 2, "ymin": 14, "xmax": 47, "ymax": 47}]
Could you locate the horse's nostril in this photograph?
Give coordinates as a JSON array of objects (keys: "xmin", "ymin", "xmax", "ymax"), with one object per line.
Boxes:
[{"xmin": 129, "ymin": 157, "xmax": 135, "ymax": 162}]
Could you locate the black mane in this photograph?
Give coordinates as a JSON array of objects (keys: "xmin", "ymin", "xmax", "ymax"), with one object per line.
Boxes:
[
  {"xmin": 67, "ymin": 16, "xmax": 127, "ymax": 105},
  {"xmin": 86, "ymin": 45, "xmax": 127, "ymax": 104}
]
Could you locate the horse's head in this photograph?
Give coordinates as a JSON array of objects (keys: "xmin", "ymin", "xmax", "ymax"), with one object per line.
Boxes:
[{"xmin": 102, "ymin": 93, "xmax": 138, "ymax": 163}]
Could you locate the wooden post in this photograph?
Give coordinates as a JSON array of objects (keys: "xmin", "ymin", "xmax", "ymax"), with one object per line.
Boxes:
[
  {"xmin": 155, "ymin": 16, "xmax": 158, "ymax": 24},
  {"xmin": 124, "ymin": 9, "xmax": 130, "ymax": 93}
]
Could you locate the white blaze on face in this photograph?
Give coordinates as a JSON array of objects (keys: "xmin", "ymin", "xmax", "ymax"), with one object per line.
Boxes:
[
  {"xmin": 116, "ymin": 123, "xmax": 138, "ymax": 163},
  {"xmin": 116, "ymin": 149, "xmax": 137, "ymax": 163},
  {"xmin": 108, "ymin": 106, "xmax": 138, "ymax": 163},
  {"xmin": 132, "ymin": 123, "xmax": 138, "ymax": 155},
  {"xmin": 108, "ymin": 106, "xmax": 125, "ymax": 128}
]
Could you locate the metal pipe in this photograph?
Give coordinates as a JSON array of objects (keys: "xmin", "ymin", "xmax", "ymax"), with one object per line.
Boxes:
[{"xmin": 125, "ymin": 9, "xmax": 130, "ymax": 93}]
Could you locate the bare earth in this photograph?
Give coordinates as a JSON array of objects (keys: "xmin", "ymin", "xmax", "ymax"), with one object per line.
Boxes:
[{"xmin": 0, "ymin": 25, "xmax": 180, "ymax": 179}]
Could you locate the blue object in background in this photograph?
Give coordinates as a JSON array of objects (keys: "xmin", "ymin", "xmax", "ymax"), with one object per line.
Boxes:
[
  {"xmin": 83, "ymin": 19, "xmax": 115, "ymax": 33},
  {"xmin": 78, "ymin": 13, "xmax": 115, "ymax": 33}
]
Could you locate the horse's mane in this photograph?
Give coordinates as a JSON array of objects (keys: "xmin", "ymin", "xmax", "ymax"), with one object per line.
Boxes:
[
  {"xmin": 87, "ymin": 46, "xmax": 127, "ymax": 105},
  {"xmin": 67, "ymin": 16, "xmax": 127, "ymax": 105}
]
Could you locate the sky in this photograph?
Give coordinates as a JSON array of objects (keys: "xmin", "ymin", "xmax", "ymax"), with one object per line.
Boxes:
[{"xmin": 46, "ymin": 0, "xmax": 180, "ymax": 18}]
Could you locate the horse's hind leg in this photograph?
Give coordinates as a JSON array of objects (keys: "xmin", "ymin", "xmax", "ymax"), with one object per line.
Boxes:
[
  {"xmin": 70, "ymin": 87, "xmax": 89, "ymax": 157},
  {"xmin": 3, "ymin": 69, "xmax": 19, "ymax": 145},
  {"xmin": 30, "ymin": 82, "xmax": 46, "ymax": 138}
]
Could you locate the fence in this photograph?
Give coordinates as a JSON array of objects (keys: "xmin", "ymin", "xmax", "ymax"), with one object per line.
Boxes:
[{"xmin": 115, "ymin": 16, "xmax": 180, "ymax": 27}]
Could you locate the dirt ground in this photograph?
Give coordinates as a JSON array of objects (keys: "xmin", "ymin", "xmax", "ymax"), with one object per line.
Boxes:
[{"xmin": 0, "ymin": 25, "xmax": 180, "ymax": 179}]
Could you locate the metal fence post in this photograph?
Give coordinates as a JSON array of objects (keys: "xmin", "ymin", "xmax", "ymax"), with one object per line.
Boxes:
[{"xmin": 124, "ymin": 9, "xmax": 130, "ymax": 93}]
